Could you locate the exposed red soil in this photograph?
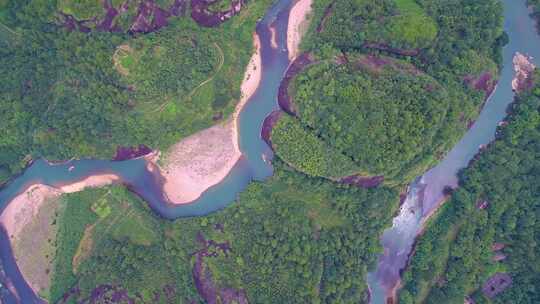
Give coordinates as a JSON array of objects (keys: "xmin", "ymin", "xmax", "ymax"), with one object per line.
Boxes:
[
  {"xmin": 463, "ymin": 71, "xmax": 500, "ymax": 130},
  {"xmin": 362, "ymin": 42, "xmax": 420, "ymax": 57},
  {"xmin": 355, "ymin": 54, "xmax": 423, "ymax": 76},
  {"xmin": 316, "ymin": 1, "xmax": 335, "ymax": 33},
  {"xmin": 59, "ymin": 12, "xmax": 92, "ymax": 33},
  {"xmin": 191, "ymin": 0, "xmax": 245, "ymax": 27},
  {"xmin": 261, "ymin": 110, "xmax": 282, "ymax": 148},
  {"xmin": 482, "ymin": 273, "xmax": 512, "ymax": 298},
  {"xmin": 277, "ymin": 52, "xmax": 315, "ymax": 115},
  {"xmin": 463, "ymin": 71, "xmax": 497, "ymax": 97},
  {"xmin": 60, "ymin": 0, "xmax": 247, "ymax": 45},
  {"xmin": 192, "ymin": 232, "xmax": 247, "ymax": 304},
  {"xmin": 113, "ymin": 144, "xmax": 153, "ymax": 161},
  {"xmin": 339, "ymin": 174, "xmax": 384, "ymax": 188},
  {"xmin": 130, "ymin": 0, "xmax": 172, "ymax": 33},
  {"xmin": 60, "ymin": 0, "xmax": 190, "ymax": 34}
]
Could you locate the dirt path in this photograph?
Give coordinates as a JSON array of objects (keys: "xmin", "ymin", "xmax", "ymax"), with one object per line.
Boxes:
[{"xmin": 151, "ymin": 42, "xmax": 226, "ymax": 114}]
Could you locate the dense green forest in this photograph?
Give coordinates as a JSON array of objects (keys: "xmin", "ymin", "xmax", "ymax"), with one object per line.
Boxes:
[
  {"xmin": 271, "ymin": 0, "xmax": 504, "ymax": 184},
  {"xmin": 276, "ymin": 57, "xmax": 452, "ymax": 183},
  {"xmin": 528, "ymin": 0, "xmax": 540, "ymax": 28},
  {"xmin": 398, "ymin": 71, "xmax": 540, "ymax": 304},
  {"xmin": 0, "ymin": 0, "xmax": 271, "ymax": 184},
  {"xmin": 1, "ymin": 0, "xmax": 527, "ymax": 303},
  {"xmin": 49, "ymin": 162, "xmax": 398, "ymax": 303},
  {"xmin": 271, "ymin": 114, "xmax": 359, "ymax": 178}
]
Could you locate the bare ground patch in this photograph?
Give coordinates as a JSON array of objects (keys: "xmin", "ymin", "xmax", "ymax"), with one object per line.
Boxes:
[{"xmin": 113, "ymin": 44, "xmax": 134, "ymax": 76}]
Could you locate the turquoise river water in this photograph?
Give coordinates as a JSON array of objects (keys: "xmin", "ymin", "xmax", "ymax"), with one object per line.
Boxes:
[
  {"xmin": 0, "ymin": 0, "xmax": 539, "ymax": 303},
  {"xmin": 367, "ymin": 1, "xmax": 540, "ymax": 303}
]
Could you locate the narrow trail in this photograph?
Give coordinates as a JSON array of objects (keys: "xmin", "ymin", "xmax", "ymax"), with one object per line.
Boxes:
[
  {"xmin": 150, "ymin": 42, "xmax": 225, "ymax": 114},
  {"xmin": 0, "ymin": 22, "xmax": 20, "ymax": 46},
  {"xmin": 0, "ymin": 22, "xmax": 19, "ymax": 37}
]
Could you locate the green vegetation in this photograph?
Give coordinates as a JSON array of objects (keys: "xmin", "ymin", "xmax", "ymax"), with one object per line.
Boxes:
[
  {"xmin": 49, "ymin": 162, "xmax": 399, "ymax": 303},
  {"xmin": 274, "ymin": 0, "xmax": 504, "ymax": 184},
  {"xmin": 57, "ymin": 0, "xmax": 103, "ymax": 20},
  {"xmin": 50, "ymin": 187, "xmax": 168, "ymax": 303},
  {"xmin": 0, "ymin": 0, "xmax": 272, "ymax": 184},
  {"xmin": 208, "ymin": 0, "xmax": 235, "ymax": 12},
  {"xmin": 304, "ymin": 0, "xmax": 437, "ymax": 51},
  {"xmin": 117, "ymin": 25, "xmax": 220, "ymax": 107},
  {"xmin": 272, "ymin": 114, "xmax": 359, "ymax": 178},
  {"xmin": 383, "ymin": 0, "xmax": 438, "ymax": 49},
  {"xmin": 275, "ymin": 57, "xmax": 451, "ymax": 183},
  {"xmin": 50, "ymin": 190, "xmax": 98, "ymax": 302},
  {"xmin": 398, "ymin": 71, "xmax": 540, "ymax": 304},
  {"xmin": 2, "ymin": 0, "xmax": 516, "ymax": 303},
  {"xmin": 528, "ymin": 0, "xmax": 540, "ymax": 29}
]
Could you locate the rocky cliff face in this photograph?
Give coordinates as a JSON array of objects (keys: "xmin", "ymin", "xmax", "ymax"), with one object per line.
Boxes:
[{"xmin": 512, "ymin": 52, "xmax": 536, "ymax": 92}]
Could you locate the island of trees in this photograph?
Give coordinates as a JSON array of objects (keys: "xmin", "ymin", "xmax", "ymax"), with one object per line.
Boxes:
[{"xmin": 270, "ymin": 0, "xmax": 505, "ymax": 185}]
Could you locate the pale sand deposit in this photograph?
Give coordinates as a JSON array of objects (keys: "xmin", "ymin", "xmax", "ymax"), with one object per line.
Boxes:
[
  {"xmin": 0, "ymin": 173, "xmax": 118, "ymax": 240},
  {"xmin": 1, "ymin": 174, "xmax": 118, "ymax": 241},
  {"xmin": 58, "ymin": 174, "xmax": 120, "ymax": 193},
  {"xmin": 287, "ymin": 0, "xmax": 312, "ymax": 60},
  {"xmin": 0, "ymin": 185, "xmax": 62, "ymax": 295},
  {"xmin": 0, "ymin": 174, "xmax": 119, "ymax": 295},
  {"xmin": 0, "ymin": 185, "xmax": 61, "ymax": 242},
  {"xmin": 152, "ymin": 33, "xmax": 262, "ymax": 205},
  {"xmin": 512, "ymin": 52, "xmax": 536, "ymax": 92},
  {"xmin": 270, "ymin": 24, "xmax": 278, "ymax": 49}
]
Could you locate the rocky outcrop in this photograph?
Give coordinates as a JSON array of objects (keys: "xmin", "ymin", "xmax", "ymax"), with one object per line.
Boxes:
[
  {"xmin": 113, "ymin": 144, "xmax": 153, "ymax": 161},
  {"xmin": 464, "ymin": 71, "xmax": 497, "ymax": 97},
  {"xmin": 512, "ymin": 52, "xmax": 536, "ymax": 92},
  {"xmin": 277, "ymin": 52, "xmax": 315, "ymax": 115},
  {"xmin": 191, "ymin": 0, "xmax": 245, "ymax": 27},
  {"xmin": 339, "ymin": 174, "xmax": 384, "ymax": 188},
  {"xmin": 261, "ymin": 111, "xmax": 282, "ymax": 148},
  {"xmin": 362, "ymin": 42, "xmax": 420, "ymax": 57},
  {"xmin": 192, "ymin": 233, "xmax": 247, "ymax": 304},
  {"xmin": 60, "ymin": 0, "xmax": 189, "ymax": 34}
]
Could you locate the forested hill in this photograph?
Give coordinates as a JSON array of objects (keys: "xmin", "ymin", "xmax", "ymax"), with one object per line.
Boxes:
[
  {"xmin": 270, "ymin": 0, "xmax": 506, "ymax": 185},
  {"xmin": 528, "ymin": 0, "xmax": 540, "ymax": 28},
  {"xmin": 398, "ymin": 70, "xmax": 540, "ymax": 304},
  {"xmin": 0, "ymin": 0, "xmax": 271, "ymax": 184}
]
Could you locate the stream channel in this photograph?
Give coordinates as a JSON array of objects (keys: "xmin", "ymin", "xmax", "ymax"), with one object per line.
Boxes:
[{"xmin": 0, "ymin": 0, "xmax": 539, "ymax": 303}]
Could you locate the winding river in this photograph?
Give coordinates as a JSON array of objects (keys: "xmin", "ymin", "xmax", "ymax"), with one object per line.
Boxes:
[
  {"xmin": 367, "ymin": 0, "xmax": 540, "ymax": 303},
  {"xmin": 0, "ymin": 0, "xmax": 539, "ymax": 303},
  {"xmin": 0, "ymin": 0, "xmax": 292, "ymax": 302}
]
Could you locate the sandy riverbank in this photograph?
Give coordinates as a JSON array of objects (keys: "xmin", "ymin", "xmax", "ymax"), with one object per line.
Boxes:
[
  {"xmin": 1, "ymin": 173, "xmax": 119, "ymax": 239},
  {"xmin": 270, "ymin": 23, "xmax": 278, "ymax": 49},
  {"xmin": 0, "ymin": 185, "xmax": 61, "ymax": 242},
  {"xmin": 287, "ymin": 0, "xmax": 312, "ymax": 60},
  {"xmin": 0, "ymin": 173, "xmax": 118, "ymax": 297},
  {"xmin": 59, "ymin": 174, "xmax": 120, "ymax": 193},
  {"xmin": 149, "ymin": 33, "xmax": 262, "ymax": 205},
  {"xmin": 0, "ymin": 184, "xmax": 62, "ymax": 297}
]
